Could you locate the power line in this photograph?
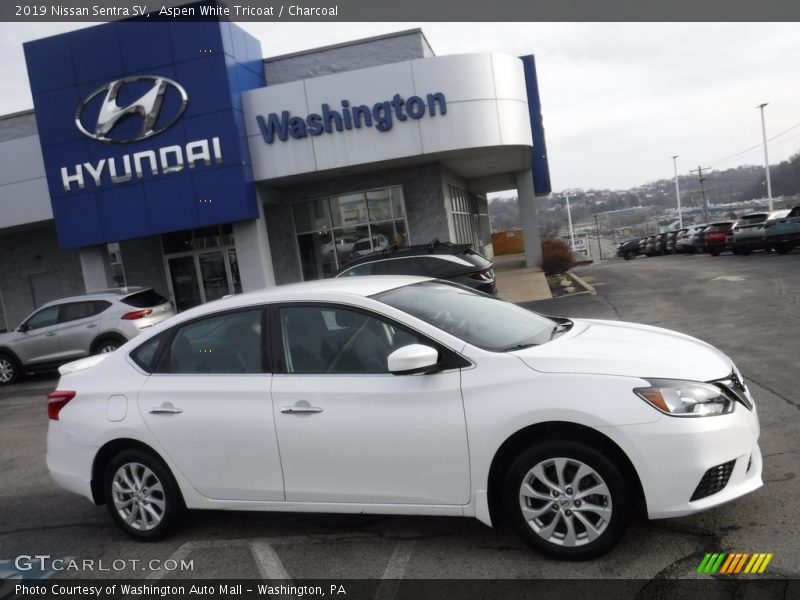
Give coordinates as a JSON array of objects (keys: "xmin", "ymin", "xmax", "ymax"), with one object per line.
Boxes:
[{"xmin": 710, "ymin": 119, "xmax": 800, "ymax": 167}]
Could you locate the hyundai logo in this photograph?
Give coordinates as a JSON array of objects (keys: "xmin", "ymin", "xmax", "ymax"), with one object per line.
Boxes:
[{"xmin": 75, "ymin": 76, "xmax": 188, "ymax": 144}]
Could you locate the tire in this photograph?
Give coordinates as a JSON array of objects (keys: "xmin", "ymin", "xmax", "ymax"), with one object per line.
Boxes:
[
  {"xmin": 624, "ymin": 251, "xmax": 636, "ymax": 260},
  {"xmin": 774, "ymin": 243, "xmax": 793, "ymax": 255},
  {"xmin": 709, "ymin": 249, "xmax": 721, "ymax": 257},
  {"xmin": 503, "ymin": 441, "xmax": 631, "ymax": 560},
  {"xmin": 92, "ymin": 335, "xmax": 126, "ymax": 355},
  {"xmin": 738, "ymin": 248, "xmax": 753, "ymax": 256},
  {"xmin": 0, "ymin": 353, "xmax": 21, "ymax": 386},
  {"xmin": 104, "ymin": 449, "xmax": 184, "ymax": 541}
]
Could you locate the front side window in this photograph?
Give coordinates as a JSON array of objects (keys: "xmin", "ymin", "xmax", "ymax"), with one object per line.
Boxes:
[
  {"xmin": 375, "ymin": 281, "xmax": 558, "ymax": 351},
  {"xmin": 158, "ymin": 309, "xmax": 264, "ymax": 374},
  {"xmin": 24, "ymin": 306, "xmax": 60, "ymax": 330},
  {"xmin": 278, "ymin": 305, "xmax": 421, "ymax": 375}
]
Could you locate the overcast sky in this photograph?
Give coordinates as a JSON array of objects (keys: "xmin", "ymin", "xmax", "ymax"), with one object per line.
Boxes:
[{"xmin": 2, "ymin": 22, "xmax": 799, "ymax": 191}]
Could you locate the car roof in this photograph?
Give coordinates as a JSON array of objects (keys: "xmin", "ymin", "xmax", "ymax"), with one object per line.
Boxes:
[
  {"xmin": 39, "ymin": 286, "xmax": 149, "ymax": 307},
  {"xmin": 171, "ymin": 276, "xmax": 432, "ymax": 322}
]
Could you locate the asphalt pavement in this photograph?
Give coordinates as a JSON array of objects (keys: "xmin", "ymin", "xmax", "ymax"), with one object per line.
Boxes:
[{"xmin": 1, "ymin": 250, "xmax": 798, "ymax": 584}]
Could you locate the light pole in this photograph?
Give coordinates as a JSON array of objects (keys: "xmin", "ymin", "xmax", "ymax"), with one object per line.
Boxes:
[
  {"xmin": 671, "ymin": 155, "xmax": 683, "ymax": 228},
  {"xmin": 757, "ymin": 103, "xmax": 773, "ymax": 211},
  {"xmin": 562, "ymin": 191, "xmax": 576, "ymax": 251},
  {"xmin": 593, "ymin": 213, "xmax": 603, "ymax": 260}
]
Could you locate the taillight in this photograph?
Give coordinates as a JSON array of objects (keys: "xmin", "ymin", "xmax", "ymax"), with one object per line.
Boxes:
[
  {"xmin": 122, "ymin": 308, "xmax": 153, "ymax": 320},
  {"xmin": 48, "ymin": 391, "xmax": 76, "ymax": 420}
]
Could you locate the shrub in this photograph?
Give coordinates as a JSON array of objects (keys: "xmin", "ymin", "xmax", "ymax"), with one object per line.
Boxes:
[{"xmin": 541, "ymin": 239, "xmax": 574, "ymax": 274}]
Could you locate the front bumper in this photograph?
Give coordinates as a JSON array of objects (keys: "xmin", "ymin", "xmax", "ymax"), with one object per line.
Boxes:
[{"xmin": 604, "ymin": 401, "xmax": 762, "ymax": 519}]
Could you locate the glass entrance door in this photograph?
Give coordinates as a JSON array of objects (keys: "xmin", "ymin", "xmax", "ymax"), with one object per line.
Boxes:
[
  {"xmin": 167, "ymin": 256, "xmax": 202, "ymax": 312},
  {"xmin": 162, "ymin": 226, "xmax": 242, "ymax": 312}
]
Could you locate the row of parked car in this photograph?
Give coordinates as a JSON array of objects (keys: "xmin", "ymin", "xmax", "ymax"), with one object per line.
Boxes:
[{"xmin": 616, "ymin": 206, "xmax": 800, "ymax": 259}]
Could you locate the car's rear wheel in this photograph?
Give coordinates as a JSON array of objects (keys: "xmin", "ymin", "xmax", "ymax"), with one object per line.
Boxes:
[
  {"xmin": 92, "ymin": 336, "xmax": 125, "ymax": 355},
  {"xmin": 105, "ymin": 449, "xmax": 183, "ymax": 541},
  {"xmin": 774, "ymin": 243, "xmax": 793, "ymax": 255},
  {"xmin": 503, "ymin": 441, "xmax": 631, "ymax": 560},
  {"xmin": 0, "ymin": 353, "xmax": 21, "ymax": 385}
]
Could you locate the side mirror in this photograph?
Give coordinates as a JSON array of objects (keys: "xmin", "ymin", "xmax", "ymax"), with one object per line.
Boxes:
[
  {"xmin": 18, "ymin": 323, "xmax": 30, "ymax": 333},
  {"xmin": 387, "ymin": 344, "xmax": 439, "ymax": 375}
]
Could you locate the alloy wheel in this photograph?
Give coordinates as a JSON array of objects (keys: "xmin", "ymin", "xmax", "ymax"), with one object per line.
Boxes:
[
  {"xmin": 0, "ymin": 357, "xmax": 14, "ymax": 383},
  {"xmin": 518, "ymin": 457, "xmax": 613, "ymax": 547},
  {"xmin": 111, "ymin": 462, "xmax": 166, "ymax": 531}
]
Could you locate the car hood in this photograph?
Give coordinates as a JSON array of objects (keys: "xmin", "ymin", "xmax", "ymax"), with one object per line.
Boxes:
[{"xmin": 513, "ymin": 318, "xmax": 733, "ymax": 382}]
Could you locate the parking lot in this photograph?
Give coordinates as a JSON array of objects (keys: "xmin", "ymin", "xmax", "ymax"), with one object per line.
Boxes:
[{"xmin": 1, "ymin": 251, "xmax": 798, "ymax": 583}]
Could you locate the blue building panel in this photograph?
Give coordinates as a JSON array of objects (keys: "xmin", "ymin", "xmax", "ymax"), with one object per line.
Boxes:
[
  {"xmin": 51, "ymin": 193, "xmax": 105, "ymax": 248},
  {"xmin": 22, "ymin": 35, "xmax": 75, "ymax": 95},
  {"xmin": 69, "ymin": 25, "xmax": 124, "ymax": 85},
  {"xmin": 24, "ymin": 19, "xmax": 263, "ymax": 250},
  {"xmin": 97, "ymin": 186, "xmax": 150, "ymax": 241},
  {"xmin": 520, "ymin": 55, "xmax": 552, "ymax": 197},
  {"xmin": 118, "ymin": 22, "xmax": 173, "ymax": 72}
]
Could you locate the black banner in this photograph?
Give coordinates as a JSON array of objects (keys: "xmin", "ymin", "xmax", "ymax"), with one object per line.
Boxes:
[
  {"xmin": 2, "ymin": 579, "xmax": 799, "ymax": 600},
  {"xmin": 2, "ymin": 0, "xmax": 800, "ymax": 22}
]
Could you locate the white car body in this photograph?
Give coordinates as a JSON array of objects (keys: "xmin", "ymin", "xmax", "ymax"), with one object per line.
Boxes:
[{"xmin": 46, "ymin": 277, "xmax": 762, "ymax": 549}]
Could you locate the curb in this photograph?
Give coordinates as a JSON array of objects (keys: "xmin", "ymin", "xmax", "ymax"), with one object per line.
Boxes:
[{"xmin": 568, "ymin": 272, "xmax": 596, "ymax": 295}]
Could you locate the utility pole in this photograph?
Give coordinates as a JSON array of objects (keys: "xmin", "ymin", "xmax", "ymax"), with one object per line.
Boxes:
[
  {"xmin": 671, "ymin": 155, "xmax": 683, "ymax": 228},
  {"xmin": 691, "ymin": 166, "xmax": 712, "ymax": 223},
  {"xmin": 593, "ymin": 213, "xmax": 603, "ymax": 260},
  {"xmin": 757, "ymin": 103, "xmax": 773, "ymax": 211}
]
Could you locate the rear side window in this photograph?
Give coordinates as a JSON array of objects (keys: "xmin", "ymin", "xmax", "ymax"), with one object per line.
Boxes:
[
  {"xmin": 59, "ymin": 302, "xmax": 101, "ymax": 323},
  {"xmin": 123, "ymin": 290, "xmax": 168, "ymax": 308},
  {"xmin": 789, "ymin": 206, "xmax": 800, "ymax": 218},
  {"xmin": 131, "ymin": 333, "xmax": 166, "ymax": 373},
  {"xmin": 158, "ymin": 309, "xmax": 265, "ymax": 374}
]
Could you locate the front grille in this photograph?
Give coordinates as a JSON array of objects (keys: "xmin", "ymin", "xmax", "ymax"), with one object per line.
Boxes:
[{"xmin": 691, "ymin": 460, "xmax": 736, "ymax": 501}]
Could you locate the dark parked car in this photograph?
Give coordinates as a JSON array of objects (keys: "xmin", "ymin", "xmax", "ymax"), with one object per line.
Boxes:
[
  {"xmin": 617, "ymin": 239, "xmax": 641, "ymax": 260},
  {"xmin": 730, "ymin": 212, "xmax": 780, "ymax": 255},
  {"xmin": 336, "ymin": 240, "xmax": 497, "ymax": 294},
  {"xmin": 703, "ymin": 222, "xmax": 736, "ymax": 256},
  {"xmin": 763, "ymin": 205, "xmax": 800, "ymax": 254}
]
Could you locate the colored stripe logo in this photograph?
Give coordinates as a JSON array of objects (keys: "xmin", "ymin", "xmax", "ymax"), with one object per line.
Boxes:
[{"xmin": 697, "ymin": 552, "xmax": 773, "ymax": 574}]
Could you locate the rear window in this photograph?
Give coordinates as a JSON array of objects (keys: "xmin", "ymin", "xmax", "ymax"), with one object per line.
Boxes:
[
  {"xmin": 122, "ymin": 290, "xmax": 168, "ymax": 308},
  {"xmin": 455, "ymin": 249, "xmax": 491, "ymax": 269}
]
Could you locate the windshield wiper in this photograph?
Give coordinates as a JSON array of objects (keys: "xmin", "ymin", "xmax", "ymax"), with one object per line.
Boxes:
[{"xmin": 502, "ymin": 342, "xmax": 539, "ymax": 352}]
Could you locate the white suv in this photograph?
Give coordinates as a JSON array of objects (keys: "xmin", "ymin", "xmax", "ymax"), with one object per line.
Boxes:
[{"xmin": 0, "ymin": 287, "xmax": 174, "ymax": 385}]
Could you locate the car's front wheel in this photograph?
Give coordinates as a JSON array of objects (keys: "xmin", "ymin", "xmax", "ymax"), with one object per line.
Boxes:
[
  {"xmin": 503, "ymin": 441, "xmax": 631, "ymax": 560},
  {"xmin": 104, "ymin": 449, "xmax": 183, "ymax": 541}
]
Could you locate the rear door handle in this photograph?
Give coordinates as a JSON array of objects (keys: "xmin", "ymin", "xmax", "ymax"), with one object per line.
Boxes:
[
  {"xmin": 150, "ymin": 404, "xmax": 183, "ymax": 415},
  {"xmin": 45, "ymin": 332, "xmax": 57, "ymax": 337},
  {"xmin": 281, "ymin": 405, "xmax": 323, "ymax": 414},
  {"xmin": 86, "ymin": 323, "xmax": 98, "ymax": 328}
]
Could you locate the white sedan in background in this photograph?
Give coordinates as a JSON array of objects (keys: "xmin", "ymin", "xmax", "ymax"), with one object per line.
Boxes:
[{"xmin": 46, "ymin": 277, "xmax": 762, "ymax": 559}]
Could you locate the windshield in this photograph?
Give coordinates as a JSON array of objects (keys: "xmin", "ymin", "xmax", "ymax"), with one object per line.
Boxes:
[{"xmin": 373, "ymin": 280, "xmax": 558, "ymax": 351}]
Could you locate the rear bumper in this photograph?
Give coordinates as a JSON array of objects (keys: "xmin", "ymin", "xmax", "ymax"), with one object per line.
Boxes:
[{"xmin": 47, "ymin": 422, "xmax": 96, "ymax": 502}]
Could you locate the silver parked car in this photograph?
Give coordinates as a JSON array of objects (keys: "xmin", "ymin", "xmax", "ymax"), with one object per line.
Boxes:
[{"xmin": 0, "ymin": 287, "xmax": 174, "ymax": 385}]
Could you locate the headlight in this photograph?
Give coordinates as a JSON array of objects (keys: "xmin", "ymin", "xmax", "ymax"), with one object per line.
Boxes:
[{"xmin": 633, "ymin": 379, "xmax": 735, "ymax": 417}]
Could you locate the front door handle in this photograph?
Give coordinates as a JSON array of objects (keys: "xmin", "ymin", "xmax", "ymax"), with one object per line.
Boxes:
[
  {"xmin": 281, "ymin": 405, "xmax": 323, "ymax": 414},
  {"xmin": 46, "ymin": 332, "xmax": 57, "ymax": 337},
  {"xmin": 150, "ymin": 403, "xmax": 183, "ymax": 415},
  {"xmin": 86, "ymin": 323, "xmax": 98, "ymax": 328}
]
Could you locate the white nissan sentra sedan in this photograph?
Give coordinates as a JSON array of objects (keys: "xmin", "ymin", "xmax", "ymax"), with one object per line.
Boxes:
[{"xmin": 46, "ymin": 277, "xmax": 762, "ymax": 559}]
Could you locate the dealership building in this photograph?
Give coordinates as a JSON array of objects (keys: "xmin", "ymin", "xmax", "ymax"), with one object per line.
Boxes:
[{"xmin": 0, "ymin": 19, "xmax": 551, "ymax": 331}]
